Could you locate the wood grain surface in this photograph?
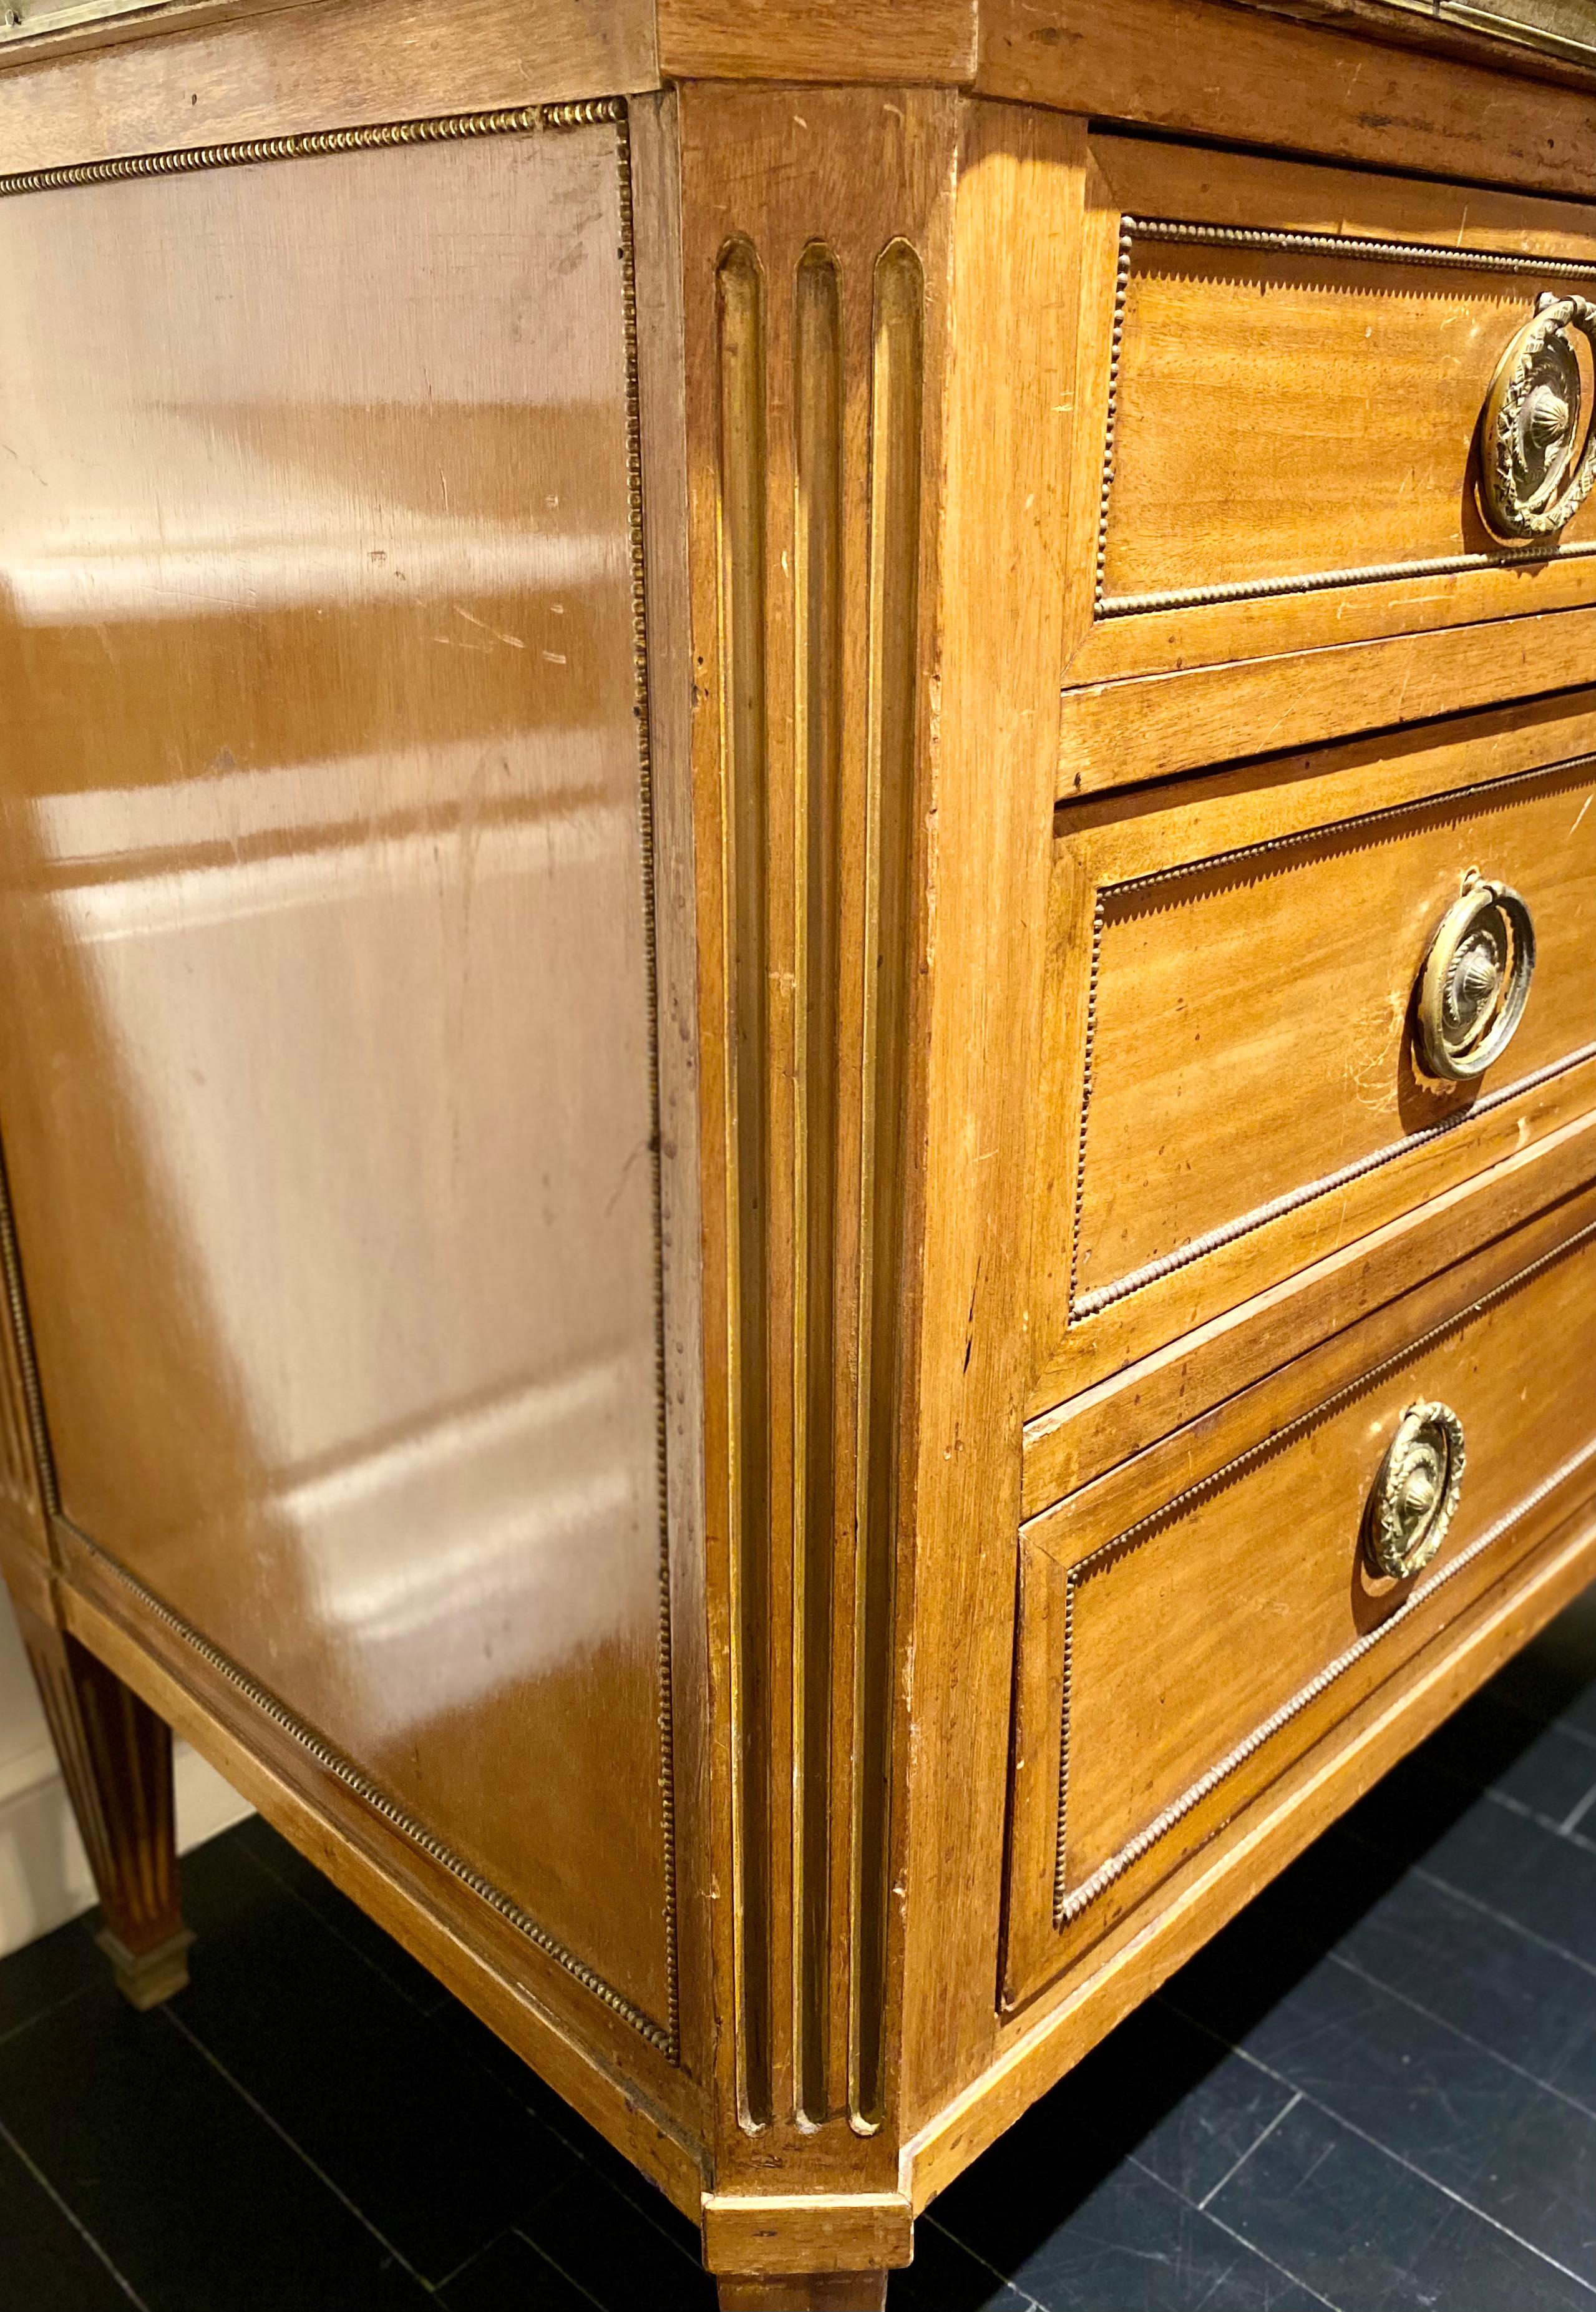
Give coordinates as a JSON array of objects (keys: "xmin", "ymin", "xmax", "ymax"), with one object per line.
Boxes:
[
  {"xmin": 0, "ymin": 0, "xmax": 658, "ymax": 173},
  {"xmin": 1006, "ymin": 1180, "xmax": 1596, "ymax": 2006},
  {"xmin": 0, "ymin": 115, "xmax": 679, "ymax": 2040},
  {"xmin": 980, "ymin": 0, "xmax": 1596, "ymax": 198},
  {"xmin": 1031, "ymin": 693, "xmax": 1596, "ymax": 1418}
]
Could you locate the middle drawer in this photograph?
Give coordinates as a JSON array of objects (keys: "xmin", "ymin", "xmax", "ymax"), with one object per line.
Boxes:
[{"xmin": 1029, "ymin": 689, "xmax": 1596, "ymax": 1423}]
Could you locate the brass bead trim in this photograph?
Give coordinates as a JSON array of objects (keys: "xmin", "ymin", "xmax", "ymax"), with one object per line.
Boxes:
[
  {"xmin": 1052, "ymin": 1212, "xmax": 1596, "ymax": 1930},
  {"xmin": 69, "ymin": 1520, "xmax": 675, "ymax": 2049},
  {"xmin": 1067, "ymin": 751, "xmax": 1596, "ymax": 1329},
  {"xmin": 1094, "ymin": 214, "xmax": 1596, "ymax": 620},
  {"xmin": 0, "ymin": 99, "xmax": 626, "ymax": 203},
  {"xmin": 614, "ymin": 104, "xmax": 682, "ymax": 2067},
  {"xmin": 0, "ymin": 95, "xmax": 683, "ymax": 2064}
]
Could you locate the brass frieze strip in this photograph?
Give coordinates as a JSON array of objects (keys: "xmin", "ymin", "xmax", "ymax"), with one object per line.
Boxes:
[
  {"xmin": 1094, "ymin": 213, "xmax": 1596, "ymax": 618},
  {"xmin": 71, "ymin": 1523, "xmax": 676, "ymax": 2048},
  {"xmin": 0, "ymin": 97, "xmax": 624, "ymax": 203},
  {"xmin": 1052, "ymin": 1211, "xmax": 1596, "ymax": 1929},
  {"xmin": 1066, "ymin": 749, "xmax": 1596, "ymax": 1328}
]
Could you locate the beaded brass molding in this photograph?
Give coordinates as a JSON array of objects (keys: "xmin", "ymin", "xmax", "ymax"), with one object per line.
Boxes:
[
  {"xmin": 1052, "ymin": 1214, "xmax": 1596, "ymax": 1930},
  {"xmin": 67, "ymin": 1520, "xmax": 676, "ymax": 2049},
  {"xmin": 0, "ymin": 99, "xmax": 628, "ymax": 203},
  {"xmin": 1094, "ymin": 215, "xmax": 1596, "ymax": 620},
  {"xmin": 1066, "ymin": 751, "xmax": 1596, "ymax": 1329},
  {"xmin": 0, "ymin": 96, "xmax": 684, "ymax": 2062}
]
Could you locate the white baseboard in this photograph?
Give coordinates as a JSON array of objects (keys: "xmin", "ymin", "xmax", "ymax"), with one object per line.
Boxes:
[{"xmin": 0, "ymin": 1741, "xmax": 253, "ymax": 1959}]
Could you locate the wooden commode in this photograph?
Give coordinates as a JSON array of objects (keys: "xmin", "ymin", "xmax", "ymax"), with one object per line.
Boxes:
[{"xmin": 1, "ymin": 1, "xmax": 1595, "ymax": 2302}]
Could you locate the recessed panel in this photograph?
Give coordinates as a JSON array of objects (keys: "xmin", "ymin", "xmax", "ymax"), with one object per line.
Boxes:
[
  {"xmin": 0, "ymin": 119, "xmax": 675, "ymax": 2036},
  {"xmin": 1006, "ymin": 1186, "xmax": 1596, "ymax": 2008},
  {"xmin": 1031, "ymin": 695, "xmax": 1596, "ymax": 1422}
]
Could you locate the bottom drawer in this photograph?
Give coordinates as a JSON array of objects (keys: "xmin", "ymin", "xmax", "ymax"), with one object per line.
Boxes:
[{"xmin": 1003, "ymin": 1181, "xmax": 1596, "ymax": 2011}]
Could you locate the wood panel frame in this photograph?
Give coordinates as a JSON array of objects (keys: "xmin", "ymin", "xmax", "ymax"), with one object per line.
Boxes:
[
  {"xmin": 1030, "ymin": 691, "xmax": 1596, "ymax": 1425},
  {"xmin": 0, "ymin": 76, "xmax": 719, "ymax": 2210},
  {"xmin": 1056, "ymin": 135, "xmax": 1596, "ymax": 703},
  {"xmin": 1006, "ymin": 1181, "xmax": 1596, "ymax": 2008}
]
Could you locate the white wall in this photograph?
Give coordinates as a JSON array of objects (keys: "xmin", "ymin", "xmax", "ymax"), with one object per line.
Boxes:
[{"xmin": 0, "ymin": 1591, "xmax": 251, "ymax": 1958}]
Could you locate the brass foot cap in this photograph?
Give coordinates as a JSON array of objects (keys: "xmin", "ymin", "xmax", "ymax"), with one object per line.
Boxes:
[{"xmin": 96, "ymin": 1925, "xmax": 195, "ymax": 2011}]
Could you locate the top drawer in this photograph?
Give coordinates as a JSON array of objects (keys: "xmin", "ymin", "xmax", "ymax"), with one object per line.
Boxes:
[{"xmin": 1061, "ymin": 135, "xmax": 1596, "ymax": 738}]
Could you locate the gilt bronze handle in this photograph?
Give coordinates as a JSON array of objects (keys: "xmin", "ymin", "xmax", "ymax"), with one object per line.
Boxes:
[
  {"xmin": 1414, "ymin": 872, "xmax": 1535, "ymax": 1083},
  {"xmin": 1479, "ymin": 292, "xmax": 1596, "ymax": 540},
  {"xmin": 1364, "ymin": 1401, "xmax": 1467, "ymax": 1582}
]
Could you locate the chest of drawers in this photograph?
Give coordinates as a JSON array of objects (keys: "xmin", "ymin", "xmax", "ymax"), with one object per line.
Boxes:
[{"xmin": 2, "ymin": 2, "xmax": 1595, "ymax": 2303}]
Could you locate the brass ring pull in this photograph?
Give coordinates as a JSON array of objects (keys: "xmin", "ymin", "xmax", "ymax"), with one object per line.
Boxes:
[
  {"xmin": 1414, "ymin": 872, "xmax": 1535, "ymax": 1083},
  {"xmin": 1479, "ymin": 292, "xmax": 1596, "ymax": 540},
  {"xmin": 1364, "ymin": 1401, "xmax": 1466, "ymax": 1582}
]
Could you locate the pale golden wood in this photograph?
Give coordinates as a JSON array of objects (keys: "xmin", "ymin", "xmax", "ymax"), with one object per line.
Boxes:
[
  {"xmin": 978, "ymin": 0, "xmax": 1596, "ymax": 198},
  {"xmin": 0, "ymin": 0, "xmax": 659, "ymax": 173},
  {"xmin": 1031, "ymin": 693, "xmax": 1596, "ymax": 1417},
  {"xmin": 631, "ymin": 85, "xmax": 717, "ymax": 2092},
  {"xmin": 674, "ymin": 80, "xmax": 956, "ymax": 2189},
  {"xmin": 0, "ymin": 112, "xmax": 679, "ymax": 2047},
  {"xmin": 906, "ymin": 1490, "xmax": 1596, "ymax": 2209},
  {"xmin": 1010, "ymin": 1181, "xmax": 1596, "ymax": 2003},
  {"xmin": 701, "ymin": 2190, "xmax": 912, "ymax": 2275},
  {"xmin": 1025, "ymin": 1103, "xmax": 1596, "ymax": 1515},
  {"xmin": 59, "ymin": 1579, "xmax": 709, "ymax": 2215},
  {"xmin": 895, "ymin": 100, "xmax": 1090, "ymax": 2137},
  {"xmin": 1053, "ymin": 135, "xmax": 1596, "ymax": 706},
  {"xmin": 657, "ymin": 0, "xmax": 976, "ymax": 85},
  {"xmin": 1060, "ymin": 601, "xmax": 1596, "ymax": 797},
  {"xmin": 2, "ymin": 9, "xmax": 1596, "ymax": 2295}
]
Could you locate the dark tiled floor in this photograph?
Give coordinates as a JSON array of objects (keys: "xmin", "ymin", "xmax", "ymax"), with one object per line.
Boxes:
[{"xmin": 3, "ymin": 1589, "xmax": 1596, "ymax": 2310}]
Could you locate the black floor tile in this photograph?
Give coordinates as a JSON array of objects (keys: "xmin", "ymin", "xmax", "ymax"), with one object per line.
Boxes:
[
  {"xmin": 1345, "ymin": 1750, "xmax": 1596, "ymax": 1972},
  {"xmin": 439, "ymin": 2230, "xmax": 597, "ymax": 2311},
  {"xmin": 1415, "ymin": 1690, "xmax": 1596, "ymax": 1825},
  {"xmin": 228, "ymin": 1813, "xmax": 449, "ymax": 2014},
  {"xmin": 932, "ymin": 1992, "xmax": 1290, "ymax": 2270},
  {"xmin": 517, "ymin": 2170, "xmax": 715, "ymax": 2310},
  {"xmin": 947, "ymin": 2149, "xmax": 1325, "ymax": 2311},
  {"xmin": 432, "ymin": 1994, "xmax": 705, "ymax": 2263},
  {"xmin": 1132, "ymin": 2039, "xmax": 1298, "ymax": 2210},
  {"xmin": 1194, "ymin": 1946, "xmax": 1596, "ymax": 2285},
  {"xmin": 0, "ymin": 2127, "xmax": 136, "ymax": 2311},
  {"xmin": 1209, "ymin": 2091, "xmax": 1596, "ymax": 2311},
  {"xmin": 169, "ymin": 1830, "xmax": 580, "ymax": 2285},
  {"xmin": 1, "ymin": 1588, "xmax": 1594, "ymax": 2312},
  {"xmin": 1487, "ymin": 1588, "xmax": 1596, "ymax": 1735},
  {"xmin": 893, "ymin": 2220, "xmax": 1034, "ymax": 2310},
  {"xmin": 0, "ymin": 1983, "xmax": 427, "ymax": 2312},
  {"xmin": 1159, "ymin": 1826, "xmax": 1408, "ymax": 2051},
  {"xmin": 1331, "ymin": 1866, "xmax": 1596, "ymax": 2113},
  {"xmin": 0, "ymin": 1915, "xmax": 102, "ymax": 2042}
]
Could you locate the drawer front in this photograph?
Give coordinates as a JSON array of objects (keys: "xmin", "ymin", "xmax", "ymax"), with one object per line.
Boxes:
[
  {"xmin": 1005, "ymin": 1184, "xmax": 1596, "ymax": 2010},
  {"xmin": 1063, "ymin": 136, "xmax": 1596, "ymax": 700},
  {"xmin": 1029, "ymin": 693, "xmax": 1596, "ymax": 1418}
]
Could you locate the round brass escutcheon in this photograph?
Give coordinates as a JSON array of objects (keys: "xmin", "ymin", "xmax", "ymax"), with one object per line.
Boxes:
[
  {"xmin": 1479, "ymin": 292, "xmax": 1596, "ymax": 540},
  {"xmin": 1414, "ymin": 873, "xmax": 1535, "ymax": 1083},
  {"xmin": 1364, "ymin": 1401, "xmax": 1467, "ymax": 1583}
]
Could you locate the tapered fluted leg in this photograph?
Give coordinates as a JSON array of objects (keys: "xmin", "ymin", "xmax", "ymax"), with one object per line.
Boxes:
[
  {"xmin": 14, "ymin": 1597, "xmax": 192, "ymax": 2008},
  {"xmin": 715, "ymin": 2276, "xmax": 888, "ymax": 2310}
]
